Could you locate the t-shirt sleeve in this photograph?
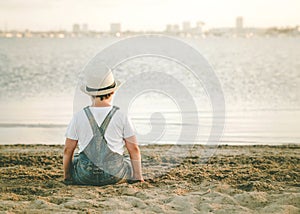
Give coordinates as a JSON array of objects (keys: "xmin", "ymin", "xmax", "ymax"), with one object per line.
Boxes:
[
  {"xmin": 65, "ymin": 115, "xmax": 79, "ymax": 140},
  {"xmin": 123, "ymin": 115, "xmax": 135, "ymax": 139}
]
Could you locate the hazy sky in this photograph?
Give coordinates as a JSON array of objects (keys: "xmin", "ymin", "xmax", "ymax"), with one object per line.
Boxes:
[{"xmin": 0, "ymin": 0, "xmax": 299, "ymax": 31}]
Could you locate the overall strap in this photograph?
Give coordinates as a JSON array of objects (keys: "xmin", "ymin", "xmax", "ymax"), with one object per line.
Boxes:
[
  {"xmin": 83, "ymin": 106, "xmax": 99, "ymax": 135},
  {"xmin": 83, "ymin": 106, "xmax": 119, "ymax": 136},
  {"xmin": 99, "ymin": 106, "xmax": 119, "ymax": 135}
]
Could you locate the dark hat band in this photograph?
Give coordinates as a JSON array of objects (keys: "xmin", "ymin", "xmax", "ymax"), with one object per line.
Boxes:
[{"xmin": 86, "ymin": 82, "xmax": 116, "ymax": 92}]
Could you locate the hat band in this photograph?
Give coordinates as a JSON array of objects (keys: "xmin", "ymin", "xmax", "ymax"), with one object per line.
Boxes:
[{"xmin": 86, "ymin": 82, "xmax": 116, "ymax": 92}]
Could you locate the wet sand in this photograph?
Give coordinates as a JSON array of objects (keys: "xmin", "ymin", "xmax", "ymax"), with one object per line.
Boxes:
[{"xmin": 0, "ymin": 144, "xmax": 299, "ymax": 213}]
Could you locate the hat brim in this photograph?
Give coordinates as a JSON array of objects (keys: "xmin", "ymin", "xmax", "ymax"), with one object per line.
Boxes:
[{"xmin": 80, "ymin": 80, "xmax": 121, "ymax": 96}]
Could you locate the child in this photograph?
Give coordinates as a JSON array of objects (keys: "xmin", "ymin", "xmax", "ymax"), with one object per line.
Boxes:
[{"xmin": 63, "ymin": 68, "xmax": 144, "ymax": 185}]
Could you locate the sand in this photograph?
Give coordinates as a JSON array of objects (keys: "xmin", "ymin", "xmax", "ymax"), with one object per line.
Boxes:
[{"xmin": 0, "ymin": 144, "xmax": 299, "ymax": 213}]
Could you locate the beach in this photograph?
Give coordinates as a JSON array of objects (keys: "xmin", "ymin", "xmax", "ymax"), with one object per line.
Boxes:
[
  {"xmin": 0, "ymin": 2, "xmax": 300, "ymax": 213},
  {"xmin": 0, "ymin": 144, "xmax": 299, "ymax": 213}
]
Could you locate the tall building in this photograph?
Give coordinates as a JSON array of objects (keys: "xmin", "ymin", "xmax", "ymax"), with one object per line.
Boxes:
[
  {"xmin": 166, "ymin": 24, "xmax": 172, "ymax": 32},
  {"xmin": 173, "ymin": 24, "xmax": 180, "ymax": 33},
  {"xmin": 82, "ymin": 23, "xmax": 88, "ymax": 33},
  {"xmin": 182, "ymin": 21, "xmax": 191, "ymax": 33},
  {"xmin": 165, "ymin": 24, "xmax": 180, "ymax": 34},
  {"xmin": 195, "ymin": 21, "xmax": 205, "ymax": 34},
  {"xmin": 236, "ymin": 17, "xmax": 243, "ymax": 30},
  {"xmin": 72, "ymin": 24, "xmax": 80, "ymax": 33},
  {"xmin": 110, "ymin": 23, "xmax": 121, "ymax": 34}
]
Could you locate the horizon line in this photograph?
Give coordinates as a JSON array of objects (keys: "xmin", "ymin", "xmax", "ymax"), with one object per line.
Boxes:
[{"xmin": 1, "ymin": 25, "xmax": 299, "ymax": 33}]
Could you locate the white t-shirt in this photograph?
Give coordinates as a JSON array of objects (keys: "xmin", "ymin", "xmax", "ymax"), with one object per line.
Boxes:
[{"xmin": 65, "ymin": 106, "xmax": 135, "ymax": 155}]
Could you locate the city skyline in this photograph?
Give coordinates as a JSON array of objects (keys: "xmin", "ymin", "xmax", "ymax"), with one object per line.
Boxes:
[{"xmin": 0, "ymin": 0, "xmax": 299, "ymax": 31}]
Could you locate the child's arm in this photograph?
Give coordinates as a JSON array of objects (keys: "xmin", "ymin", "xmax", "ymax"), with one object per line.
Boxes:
[
  {"xmin": 125, "ymin": 136, "xmax": 144, "ymax": 182},
  {"xmin": 63, "ymin": 138, "xmax": 78, "ymax": 180}
]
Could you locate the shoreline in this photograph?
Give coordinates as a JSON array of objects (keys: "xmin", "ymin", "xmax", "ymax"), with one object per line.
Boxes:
[{"xmin": 0, "ymin": 144, "xmax": 299, "ymax": 213}]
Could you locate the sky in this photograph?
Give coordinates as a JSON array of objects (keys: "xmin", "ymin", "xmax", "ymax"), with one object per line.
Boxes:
[{"xmin": 0, "ymin": 0, "xmax": 299, "ymax": 31}]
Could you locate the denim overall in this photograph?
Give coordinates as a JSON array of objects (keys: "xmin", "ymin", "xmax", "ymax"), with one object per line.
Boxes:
[{"xmin": 71, "ymin": 106, "xmax": 132, "ymax": 185}]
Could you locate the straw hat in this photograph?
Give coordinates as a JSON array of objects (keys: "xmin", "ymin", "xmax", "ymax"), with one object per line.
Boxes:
[{"xmin": 80, "ymin": 66, "xmax": 121, "ymax": 96}]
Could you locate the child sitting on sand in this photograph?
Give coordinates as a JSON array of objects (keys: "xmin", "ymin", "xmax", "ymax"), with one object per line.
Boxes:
[{"xmin": 63, "ymin": 67, "xmax": 144, "ymax": 185}]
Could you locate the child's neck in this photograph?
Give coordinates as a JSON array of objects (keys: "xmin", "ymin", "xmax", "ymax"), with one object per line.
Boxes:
[{"xmin": 91, "ymin": 99, "xmax": 111, "ymax": 107}]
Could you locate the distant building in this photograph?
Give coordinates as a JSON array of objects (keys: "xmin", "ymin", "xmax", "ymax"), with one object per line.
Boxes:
[
  {"xmin": 166, "ymin": 24, "xmax": 172, "ymax": 32},
  {"xmin": 173, "ymin": 24, "xmax": 180, "ymax": 33},
  {"xmin": 182, "ymin": 21, "xmax": 191, "ymax": 33},
  {"xmin": 195, "ymin": 21, "xmax": 205, "ymax": 34},
  {"xmin": 165, "ymin": 24, "xmax": 180, "ymax": 34},
  {"xmin": 82, "ymin": 23, "xmax": 88, "ymax": 33},
  {"xmin": 110, "ymin": 23, "xmax": 121, "ymax": 34},
  {"xmin": 236, "ymin": 17, "xmax": 243, "ymax": 30},
  {"xmin": 72, "ymin": 24, "xmax": 80, "ymax": 33}
]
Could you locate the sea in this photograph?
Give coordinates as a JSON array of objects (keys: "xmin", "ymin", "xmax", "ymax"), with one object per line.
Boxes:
[{"xmin": 0, "ymin": 36, "xmax": 299, "ymax": 145}]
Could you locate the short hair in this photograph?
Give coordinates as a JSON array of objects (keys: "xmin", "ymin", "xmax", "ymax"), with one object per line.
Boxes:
[{"xmin": 92, "ymin": 92, "xmax": 113, "ymax": 101}]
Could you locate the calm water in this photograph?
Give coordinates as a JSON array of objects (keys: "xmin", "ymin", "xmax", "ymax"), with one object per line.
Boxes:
[{"xmin": 0, "ymin": 37, "xmax": 299, "ymax": 145}]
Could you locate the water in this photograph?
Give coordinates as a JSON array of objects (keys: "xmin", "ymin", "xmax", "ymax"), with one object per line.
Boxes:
[{"xmin": 0, "ymin": 37, "xmax": 299, "ymax": 145}]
